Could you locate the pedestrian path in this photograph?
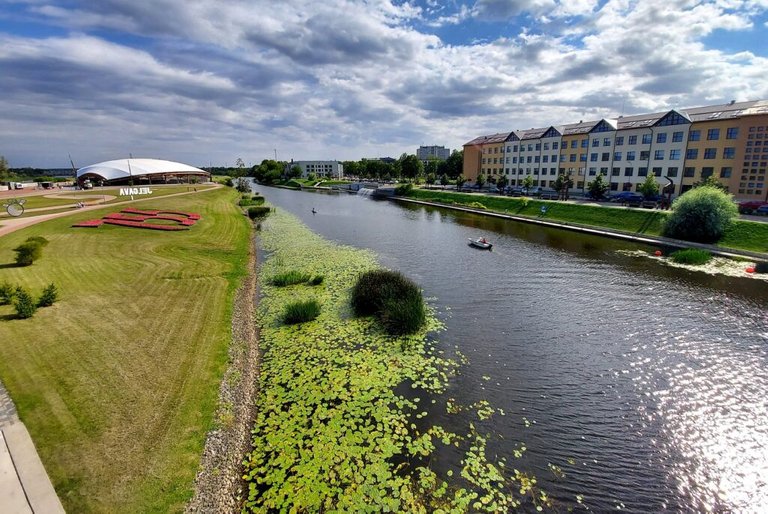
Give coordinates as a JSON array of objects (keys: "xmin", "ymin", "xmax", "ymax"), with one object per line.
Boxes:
[{"xmin": 0, "ymin": 381, "xmax": 64, "ymax": 513}]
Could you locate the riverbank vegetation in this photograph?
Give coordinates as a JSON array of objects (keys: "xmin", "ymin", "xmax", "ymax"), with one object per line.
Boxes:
[
  {"xmin": 351, "ymin": 269, "xmax": 426, "ymax": 335},
  {"xmin": 662, "ymin": 186, "xmax": 738, "ymax": 243},
  {"xmin": 670, "ymin": 249, "xmax": 713, "ymax": 265},
  {"xmin": 243, "ymin": 208, "xmax": 556, "ymax": 513},
  {"xmin": 399, "ymin": 188, "xmax": 768, "ymax": 255},
  {"xmin": 0, "ymin": 187, "xmax": 250, "ymax": 512}
]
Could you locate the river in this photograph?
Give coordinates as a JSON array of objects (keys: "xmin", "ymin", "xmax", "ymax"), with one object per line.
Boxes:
[{"xmin": 258, "ymin": 186, "xmax": 768, "ymax": 513}]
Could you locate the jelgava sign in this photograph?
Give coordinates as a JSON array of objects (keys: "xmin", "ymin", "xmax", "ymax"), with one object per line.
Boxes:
[{"xmin": 119, "ymin": 187, "xmax": 153, "ymax": 196}]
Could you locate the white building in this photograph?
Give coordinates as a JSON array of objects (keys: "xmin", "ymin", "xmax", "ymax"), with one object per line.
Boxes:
[{"xmin": 288, "ymin": 161, "xmax": 344, "ymax": 179}]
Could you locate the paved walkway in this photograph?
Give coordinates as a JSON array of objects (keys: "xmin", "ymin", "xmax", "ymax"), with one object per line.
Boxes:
[{"xmin": 0, "ymin": 381, "xmax": 64, "ymax": 513}]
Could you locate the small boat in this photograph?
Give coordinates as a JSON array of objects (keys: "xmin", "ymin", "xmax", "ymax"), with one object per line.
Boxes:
[{"xmin": 468, "ymin": 237, "xmax": 492, "ymax": 250}]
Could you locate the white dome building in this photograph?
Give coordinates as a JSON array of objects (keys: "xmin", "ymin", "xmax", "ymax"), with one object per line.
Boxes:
[{"xmin": 77, "ymin": 159, "xmax": 210, "ymax": 186}]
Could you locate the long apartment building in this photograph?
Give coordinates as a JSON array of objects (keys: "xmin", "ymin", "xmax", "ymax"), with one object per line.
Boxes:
[{"xmin": 463, "ymin": 100, "xmax": 768, "ymax": 201}]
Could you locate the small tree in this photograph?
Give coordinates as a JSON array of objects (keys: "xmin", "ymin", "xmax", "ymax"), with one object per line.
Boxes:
[
  {"xmin": 425, "ymin": 173, "xmax": 436, "ymax": 187},
  {"xmin": 13, "ymin": 241, "xmax": 43, "ymax": 266},
  {"xmin": 0, "ymin": 155, "xmax": 9, "ymax": 182},
  {"xmin": 287, "ymin": 165, "xmax": 302, "ymax": 179},
  {"xmin": 663, "ymin": 186, "xmax": 738, "ymax": 243},
  {"xmin": 522, "ymin": 175, "xmax": 534, "ymax": 194},
  {"xmin": 439, "ymin": 174, "xmax": 449, "ymax": 187},
  {"xmin": 587, "ymin": 173, "xmax": 609, "ymax": 200},
  {"xmin": 37, "ymin": 283, "xmax": 58, "ymax": 307},
  {"xmin": 497, "ymin": 176, "xmax": 509, "ymax": 190},
  {"xmin": 13, "ymin": 287, "xmax": 37, "ymax": 319},
  {"xmin": 455, "ymin": 175, "xmax": 467, "ymax": 190},
  {"xmin": 638, "ymin": 174, "xmax": 660, "ymax": 199},
  {"xmin": 235, "ymin": 177, "xmax": 250, "ymax": 193},
  {"xmin": 0, "ymin": 281, "xmax": 16, "ymax": 305},
  {"xmin": 475, "ymin": 173, "xmax": 486, "ymax": 189}
]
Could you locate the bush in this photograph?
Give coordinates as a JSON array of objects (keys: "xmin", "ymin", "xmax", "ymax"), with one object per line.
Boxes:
[
  {"xmin": 13, "ymin": 287, "xmax": 37, "ymax": 319},
  {"xmin": 394, "ymin": 183, "xmax": 413, "ymax": 196},
  {"xmin": 25, "ymin": 236, "xmax": 49, "ymax": 247},
  {"xmin": 13, "ymin": 240, "xmax": 43, "ymax": 266},
  {"xmin": 224, "ymin": 177, "xmax": 234, "ymax": 187},
  {"xmin": 350, "ymin": 269, "xmax": 425, "ymax": 335},
  {"xmin": 0, "ymin": 282, "xmax": 16, "ymax": 305},
  {"xmin": 283, "ymin": 299, "xmax": 321, "ymax": 324},
  {"xmin": 247, "ymin": 206, "xmax": 271, "ymax": 219},
  {"xmin": 670, "ymin": 248, "xmax": 713, "ymax": 265},
  {"xmin": 308, "ymin": 275, "xmax": 324, "ymax": 286},
  {"xmin": 251, "ymin": 196, "xmax": 265, "ymax": 205},
  {"xmin": 663, "ymin": 186, "xmax": 738, "ymax": 243},
  {"xmin": 37, "ymin": 283, "xmax": 58, "ymax": 307},
  {"xmin": 271, "ymin": 270, "xmax": 311, "ymax": 287}
]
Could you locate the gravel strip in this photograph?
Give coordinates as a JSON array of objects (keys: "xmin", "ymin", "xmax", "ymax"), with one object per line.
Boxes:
[{"xmin": 186, "ymin": 231, "xmax": 260, "ymax": 513}]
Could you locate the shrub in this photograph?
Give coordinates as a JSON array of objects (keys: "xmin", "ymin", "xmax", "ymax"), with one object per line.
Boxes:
[
  {"xmin": 308, "ymin": 275, "xmax": 324, "ymax": 286},
  {"xmin": 271, "ymin": 270, "xmax": 311, "ymax": 287},
  {"xmin": 663, "ymin": 186, "xmax": 738, "ymax": 243},
  {"xmin": 37, "ymin": 283, "xmax": 58, "ymax": 307},
  {"xmin": 13, "ymin": 287, "xmax": 37, "ymax": 319},
  {"xmin": 13, "ymin": 241, "xmax": 43, "ymax": 266},
  {"xmin": 283, "ymin": 299, "xmax": 321, "ymax": 324},
  {"xmin": 224, "ymin": 177, "xmax": 234, "ymax": 187},
  {"xmin": 247, "ymin": 206, "xmax": 271, "ymax": 219},
  {"xmin": 394, "ymin": 183, "xmax": 413, "ymax": 196},
  {"xmin": 670, "ymin": 248, "xmax": 713, "ymax": 265},
  {"xmin": 0, "ymin": 282, "xmax": 16, "ymax": 305},
  {"xmin": 350, "ymin": 269, "xmax": 425, "ymax": 334},
  {"xmin": 25, "ymin": 236, "xmax": 49, "ymax": 247},
  {"xmin": 466, "ymin": 201, "xmax": 487, "ymax": 210},
  {"xmin": 251, "ymin": 196, "xmax": 265, "ymax": 205}
]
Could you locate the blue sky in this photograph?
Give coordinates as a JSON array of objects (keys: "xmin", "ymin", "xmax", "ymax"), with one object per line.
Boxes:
[{"xmin": 1, "ymin": 0, "xmax": 767, "ymax": 168}]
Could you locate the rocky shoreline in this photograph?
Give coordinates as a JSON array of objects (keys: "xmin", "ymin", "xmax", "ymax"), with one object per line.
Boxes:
[{"xmin": 186, "ymin": 231, "xmax": 260, "ymax": 513}]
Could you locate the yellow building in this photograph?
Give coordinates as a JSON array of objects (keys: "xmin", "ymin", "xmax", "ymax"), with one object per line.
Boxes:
[{"xmin": 462, "ymin": 132, "xmax": 512, "ymax": 182}]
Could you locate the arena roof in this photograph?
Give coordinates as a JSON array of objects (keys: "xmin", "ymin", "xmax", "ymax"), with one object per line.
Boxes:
[{"xmin": 77, "ymin": 159, "xmax": 208, "ymax": 182}]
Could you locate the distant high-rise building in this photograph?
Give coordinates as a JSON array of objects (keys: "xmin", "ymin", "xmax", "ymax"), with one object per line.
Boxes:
[{"xmin": 417, "ymin": 145, "xmax": 451, "ymax": 162}]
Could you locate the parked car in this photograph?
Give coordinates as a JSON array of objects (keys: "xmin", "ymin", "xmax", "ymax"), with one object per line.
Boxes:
[
  {"xmin": 738, "ymin": 200, "xmax": 768, "ymax": 214},
  {"xmin": 608, "ymin": 192, "xmax": 644, "ymax": 203},
  {"xmin": 756, "ymin": 205, "xmax": 768, "ymax": 216}
]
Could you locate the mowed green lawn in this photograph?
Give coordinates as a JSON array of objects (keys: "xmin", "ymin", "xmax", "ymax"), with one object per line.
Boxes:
[{"xmin": 0, "ymin": 187, "xmax": 250, "ymax": 512}]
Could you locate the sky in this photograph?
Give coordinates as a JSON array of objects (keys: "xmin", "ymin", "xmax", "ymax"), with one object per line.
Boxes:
[{"xmin": 1, "ymin": 0, "xmax": 767, "ymax": 169}]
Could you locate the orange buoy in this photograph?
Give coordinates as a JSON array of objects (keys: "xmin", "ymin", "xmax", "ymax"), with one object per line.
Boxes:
[
  {"xmin": 746, "ymin": 267, "xmax": 755, "ymax": 273},
  {"xmin": 654, "ymin": 250, "xmax": 662, "ymax": 256}
]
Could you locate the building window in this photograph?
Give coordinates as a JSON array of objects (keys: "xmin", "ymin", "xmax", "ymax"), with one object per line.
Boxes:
[
  {"xmin": 702, "ymin": 167, "xmax": 714, "ymax": 178},
  {"xmin": 654, "ymin": 150, "xmax": 665, "ymax": 160},
  {"xmin": 707, "ymin": 128, "xmax": 720, "ymax": 140},
  {"xmin": 657, "ymin": 132, "xmax": 667, "ymax": 144},
  {"xmin": 653, "ymin": 167, "xmax": 662, "ymax": 176},
  {"xmin": 604, "ymin": 138, "xmax": 611, "ymax": 146},
  {"xmin": 513, "ymin": 145, "xmax": 518, "ymax": 152},
  {"xmin": 627, "ymin": 151, "xmax": 636, "ymax": 161},
  {"xmin": 638, "ymin": 167, "xmax": 648, "ymax": 176},
  {"xmin": 720, "ymin": 167, "xmax": 732, "ymax": 178},
  {"xmin": 669, "ymin": 149, "xmax": 681, "ymax": 160},
  {"xmin": 686, "ymin": 148, "xmax": 698, "ymax": 159},
  {"xmin": 726, "ymin": 127, "xmax": 738, "ymax": 139},
  {"xmin": 667, "ymin": 167, "xmax": 678, "ymax": 177},
  {"xmin": 672, "ymin": 131, "xmax": 684, "ymax": 142},
  {"xmin": 580, "ymin": 154, "xmax": 587, "ymax": 162},
  {"xmin": 602, "ymin": 152, "xmax": 610, "ymax": 161},
  {"xmin": 723, "ymin": 147, "xmax": 735, "ymax": 159},
  {"xmin": 615, "ymin": 136, "xmax": 624, "ymax": 146},
  {"xmin": 684, "ymin": 167, "xmax": 695, "ymax": 177},
  {"xmin": 600, "ymin": 167, "xmax": 608, "ymax": 175},
  {"xmin": 640, "ymin": 150, "xmax": 650, "ymax": 160},
  {"xmin": 571, "ymin": 140, "xmax": 578, "ymax": 148},
  {"xmin": 590, "ymin": 153, "xmax": 598, "ymax": 162},
  {"xmin": 589, "ymin": 167, "xmax": 596, "ymax": 176},
  {"xmin": 552, "ymin": 142, "xmax": 559, "ymax": 150},
  {"xmin": 570, "ymin": 154, "xmax": 577, "ymax": 162},
  {"xmin": 624, "ymin": 167, "xmax": 633, "ymax": 176},
  {"xmin": 612, "ymin": 167, "xmax": 620, "ymax": 176},
  {"xmin": 642, "ymin": 134, "xmax": 652, "ymax": 144},
  {"xmin": 704, "ymin": 148, "xmax": 717, "ymax": 159},
  {"xmin": 534, "ymin": 156, "xmax": 540, "ymax": 163},
  {"xmin": 592, "ymin": 138, "xmax": 599, "ymax": 147},
  {"xmin": 528, "ymin": 144, "xmax": 533, "ymax": 151},
  {"xmin": 542, "ymin": 155, "xmax": 548, "ymax": 163},
  {"xmin": 689, "ymin": 130, "xmax": 701, "ymax": 141},
  {"xmin": 543, "ymin": 143, "xmax": 549, "ymax": 150},
  {"xmin": 628, "ymin": 135, "xmax": 638, "ymax": 145},
  {"xmin": 614, "ymin": 152, "xmax": 622, "ymax": 161},
  {"xmin": 581, "ymin": 139, "xmax": 589, "ymax": 148}
]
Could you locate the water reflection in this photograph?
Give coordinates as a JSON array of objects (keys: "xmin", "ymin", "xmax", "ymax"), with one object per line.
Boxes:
[{"xmin": 260, "ymin": 186, "xmax": 768, "ymax": 512}]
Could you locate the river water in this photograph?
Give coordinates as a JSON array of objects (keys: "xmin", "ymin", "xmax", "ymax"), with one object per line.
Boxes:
[{"xmin": 259, "ymin": 186, "xmax": 768, "ymax": 513}]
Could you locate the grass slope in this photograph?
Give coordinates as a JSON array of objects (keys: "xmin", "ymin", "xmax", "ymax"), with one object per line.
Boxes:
[
  {"xmin": 0, "ymin": 187, "xmax": 250, "ymax": 513},
  {"xmin": 405, "ymin": 189, "xmax": 768, "ymax": 255}
]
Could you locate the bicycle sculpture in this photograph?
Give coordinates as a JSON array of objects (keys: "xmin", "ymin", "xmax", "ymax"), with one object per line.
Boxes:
[{"xmin": 3, "ymin": 198, "xmax": 25, "ymax": 217}]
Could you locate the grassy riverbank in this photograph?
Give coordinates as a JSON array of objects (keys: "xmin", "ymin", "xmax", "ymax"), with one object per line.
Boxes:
[
  {"xmin": 0, "ymin": 187, "xmax": 250, "ymax": 512},
  {"xmin": 402, "ymin": 188, "xmax": 768, "ymax": 254},
  {"xmin": 243, "ymin": 209, "xmax": 552, "ymax": 512}
]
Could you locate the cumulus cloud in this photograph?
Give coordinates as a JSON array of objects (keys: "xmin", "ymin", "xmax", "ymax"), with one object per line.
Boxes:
[{"xmin": 0, "ymin": 0, "xmax": 767, "ymax": 167}]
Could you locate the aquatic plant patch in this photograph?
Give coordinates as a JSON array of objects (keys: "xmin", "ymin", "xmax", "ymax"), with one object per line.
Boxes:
[
  {"xmin": 72, "ymin": 208, "xmax": 201, "ymax": 230},
  {"xmin": 244, "ymin": 209, "xmax": 557, "ymax": 513}
]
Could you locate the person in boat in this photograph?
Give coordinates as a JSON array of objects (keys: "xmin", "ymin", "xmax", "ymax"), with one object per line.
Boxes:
[{"xmin": 480, "ymin": 237, "xmax": 487, "ymax": 244}]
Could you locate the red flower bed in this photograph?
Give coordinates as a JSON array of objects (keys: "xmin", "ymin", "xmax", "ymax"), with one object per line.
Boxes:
[{"xmin": 74, "ymin": 209, "xmax": 201, "ymax": 231}]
